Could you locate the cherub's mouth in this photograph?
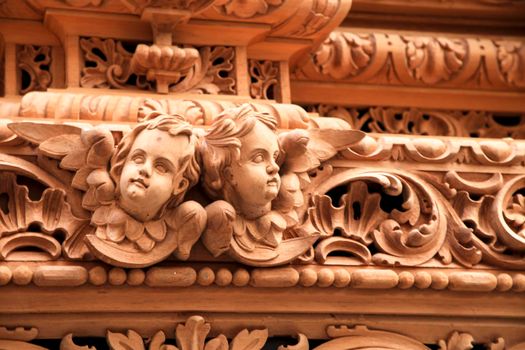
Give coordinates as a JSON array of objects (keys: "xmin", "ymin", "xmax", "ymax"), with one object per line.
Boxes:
[
  {"xmin": 267, "ymin": 178, "xmax": 279, "ymax": 186},
  {"xmin": 131, "ymin": 178, "xmax": 149, "ymax": 188}
]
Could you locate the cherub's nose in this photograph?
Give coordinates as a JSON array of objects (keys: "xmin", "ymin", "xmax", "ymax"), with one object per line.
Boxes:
[
  {"xmin": 139, "ymin": 160, "xmax": 152, "ymax": 177},
  {"xmin": 266, "ymin": 159, "xmax": 279, "ymax": 175}
]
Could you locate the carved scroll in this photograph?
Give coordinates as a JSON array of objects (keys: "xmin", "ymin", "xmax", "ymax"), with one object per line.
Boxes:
[
  {"xmin": 249, "ymin": 59, "xmax": 280, "ymax": 100},
  {"xmin": 17, "ymin": 45, "xmax": 52, "ymax": 94}
]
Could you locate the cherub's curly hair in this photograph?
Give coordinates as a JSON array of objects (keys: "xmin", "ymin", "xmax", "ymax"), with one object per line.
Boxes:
[
  {"xmin": 200, "ymin": 105, "xmax": 278, "ymax": 199},
  {"xmin": 110, "ymin": 113, "xmax": 200, "ymax": 209}
]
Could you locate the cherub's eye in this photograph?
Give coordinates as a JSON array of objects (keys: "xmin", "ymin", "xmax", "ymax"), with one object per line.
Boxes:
[
  {"xmin": 132, "ymin": 154, "xmax": 145, "ymax": 164},
  {"xmin": 155, "ymin": 163, "xmax": 168, "ymax": 174},
  {"xmin": 273, "ymin": 151, "xmax": 279, "ymax": 160},
  {"xmin": 252, "ymin": 154, "xmax": 264, "ymax": 163}
]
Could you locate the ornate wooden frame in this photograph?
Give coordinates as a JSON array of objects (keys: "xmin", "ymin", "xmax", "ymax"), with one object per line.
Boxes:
[{"xmin": 0, "ymin": 1, "xmax": 524, "ymax": 349}]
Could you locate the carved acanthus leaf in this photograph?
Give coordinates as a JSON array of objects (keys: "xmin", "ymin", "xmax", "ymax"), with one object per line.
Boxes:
[
  {"xmin": 80, "ymin": 37, "xmax": 134, "ymax": 89},
  {"xmin": 54, "ymin": 316, "xmax": 271, "ymax": 350},
  {"xmin": 17, "ymin": 45, "xmax": 52, "ymax": 94},
  {"xmin": 0, "ymin": 172, "xmax": 89, "ymax": 261},
  {"xmin": 495, "ymin": 40, "xmax": 525, "ymax": 87},
  {"xmin": 403, "ymin": 36, "xmax": 466, "ymax": 84},
  {"xmin": 313, "ymin": 32, "xmax": 374, "ymax": 79},
  {"xmin": 308, "ymin": 171, "xmax": 448, "ymax": 267},
  {"xmin": 437, "ymin": 332, "xmax": 474, "ymax": 350}
]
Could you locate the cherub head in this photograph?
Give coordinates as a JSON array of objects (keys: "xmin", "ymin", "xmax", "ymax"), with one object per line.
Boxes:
[
  {"xmin": 110, "ymin": 115, "xmax": 200, "ymax": 222},
  {"xmin": 201, "ymin": 106, "xmax": 280, "ymax": 219}
]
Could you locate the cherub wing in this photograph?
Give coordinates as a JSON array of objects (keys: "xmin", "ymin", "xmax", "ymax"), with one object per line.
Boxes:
[
  {"xmin": 8, "ymin": 122, "xmax": 116, "ymax": 212},
  {"xmin": 278, "ymin": 128, "xmax": 365, "ymax": 173}
]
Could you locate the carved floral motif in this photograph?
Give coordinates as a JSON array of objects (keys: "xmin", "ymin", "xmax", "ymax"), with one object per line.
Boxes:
[
  {"xmin": 17, "ymin": 45, "xmax": 52, "ymax": 94},
  {"xmin": 80, "ymin": 37, "xmax": 235, "ymax": 94}
]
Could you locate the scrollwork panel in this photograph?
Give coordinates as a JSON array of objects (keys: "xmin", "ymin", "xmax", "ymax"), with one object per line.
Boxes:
[{"xmin": 79, "ymin": 37, "xmax": 236, "ymax": 95}]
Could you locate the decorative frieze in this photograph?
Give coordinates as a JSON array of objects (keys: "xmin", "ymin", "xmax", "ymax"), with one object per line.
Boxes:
[
  {"xmin": 1, "ymin": 317, "xmax": 525, "ymax": 350},
  {"xmin": 0, "ymin": 101, "xmax": 525, "ymax": 270},
  {"xmin": 307, "ymin": 104, "xmax": 525, "ymax": 138},
  {"xmin": 294, "ymin": 31, "xmax": 525, "ymax": 90}
]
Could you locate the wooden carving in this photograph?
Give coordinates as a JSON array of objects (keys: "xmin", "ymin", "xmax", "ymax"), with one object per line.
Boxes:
[
  {"xmin": 3, "ymin": 320, "xmax": 525, "ymax": 350},
  {"xmin": 7, "ymin": 109, "xmax": 206, "ymax": 267},
  {"xmin": 295, "ymin": 31, "xmax": 525, "ymax": 89},
  {"xmin": 199, "ymin": 105, "xmax": 364, "ymax": 266},
  {"xmin": 307, "ymin": 104, "xmax": 525, "ymax": 139},
  {"xmin": 249, "ymin": 59, "xmax": 280, "ymax": 100},
  {"xmin": 80, "ymin": 37, "xmax": 235, "ymax": 94},
  {"xmin": 17, "ymin": 45, "xmax": 52, "ymax": 94}
]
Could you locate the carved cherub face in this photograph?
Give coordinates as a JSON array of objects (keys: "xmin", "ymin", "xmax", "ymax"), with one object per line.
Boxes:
[
  {"xmin": 226, "ymin": 120, "xmax": 281, "ymax": 219},
  {"xmin": 118, "ymin": 128, "xmax": 189, "ymax": 221}
]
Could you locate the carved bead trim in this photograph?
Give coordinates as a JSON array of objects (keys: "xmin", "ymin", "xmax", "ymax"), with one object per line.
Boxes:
[
  {"xmin": 1, "ymin": 263, "xmax": 524, "ymax": 292},
  {"xmin": 294, "ymin": 31, "xmax": 525, "ymax": 90},
  {"xmin": 16, "ymin": 45, "xmax": 52, "ymax": 94},
  {"xmin": 307, "ymin": 104, "xmax": 525, "ymax": 139},
  {"xmin": 249, "ymin": 59, "xmax": 280, "ymax": 100},
  {"xmin": 79, "ymin": 37, "xmax": 236, "ymax": 94}
]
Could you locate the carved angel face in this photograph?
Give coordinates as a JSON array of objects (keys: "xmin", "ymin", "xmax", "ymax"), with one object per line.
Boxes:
[
  {"xmin": 118, "ymin": 128, "xmax": 189, "ymax": 222},
  {"xmin": 226, "ymin": 121, "xmax": 281, "ymax": 219}
]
